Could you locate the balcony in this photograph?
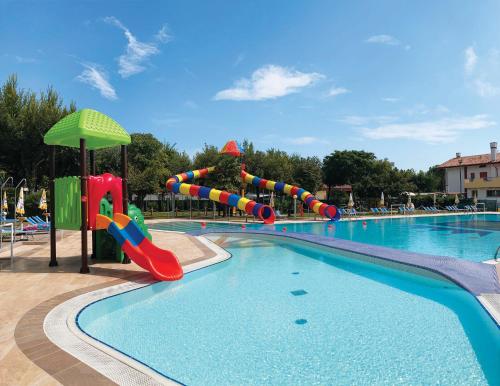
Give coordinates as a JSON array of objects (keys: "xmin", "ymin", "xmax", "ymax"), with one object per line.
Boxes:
[{"xmin": 464, "ymin": 176, "xmax": 500, "ymax": 189}]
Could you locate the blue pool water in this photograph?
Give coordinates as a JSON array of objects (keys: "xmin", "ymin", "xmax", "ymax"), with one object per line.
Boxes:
[
  {"xmin": 150, "ymin": 214, "xmax": 500, "ymax": 262},
  {"xmin": 78, "ymin": 236, "xmax": 500, "ymax": 385}
]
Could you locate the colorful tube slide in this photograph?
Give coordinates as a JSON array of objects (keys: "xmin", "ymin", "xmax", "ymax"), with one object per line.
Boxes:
[
  {"xmin": 166, "ymin": 167, "xmax": 275, "ymax": 224},
  {"xmin": 95, "ymin": 213, "xmax": 183, "ymax": 281},
  {"xmin": 241, "ymin": 170, "xmax": 341, "ymax": 221}
]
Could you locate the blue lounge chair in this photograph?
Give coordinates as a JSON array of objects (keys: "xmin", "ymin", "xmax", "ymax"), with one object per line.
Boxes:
[
  {"xmin": 380, "ymin": 207, "xmax": 390, "ymax": 214},
  {"xmin": 370, "ymin": 208, "xmax": 379, "ymax": 214}
]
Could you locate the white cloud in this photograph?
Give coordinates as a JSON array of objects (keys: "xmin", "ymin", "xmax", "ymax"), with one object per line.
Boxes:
[
  {"xmin": 104, "ymin": 16, "xmax": 170, "ymax": 78},
  {"xmin": 362, "ymin": 115, "xmax": 495, "ymax": 144},
  {"xmin": 286, "ymin": 136, "xmax": 326, "ymax": 145},
  {"xmin": 155, "ymin": 24, "xmax": 172, "ymax": 43},
  {"xmin": 473, "ymin": 79, "xmax": 500, "ymax": 97},
  {"xmin": 464, "ymin": 46, "xmax": 477, "ymax": 74},
  {"xmin": 382, "ymin": 97, "xmax": 399, "ymax": 102},
  {"xmin": 234, "ymin": 53, "xmax": 245, "ymax": 67},
  {"xmin": 76, "ymin": 63, "xmax": 117, "ymax": 100},
  {"xmin": 15, "ymin": 55, "xmax": 37, "ymax": 63},
  {"xmin": 339, "ymin": 115, "xmax": 398, "ymax": 126},
  {"xmin": 365, "ymin": 34, "xmax": 401, "ymax": 46},
  {"xmin": 328, "ymin": 86, "xmax": 350, "ymax": 97},
  {"xmin": 214, "ymin": 65, "xmax": 323, "ymax": 101},
  {"xmin": 260, "ymin": 134, "xmax": 329, "ymax": 146}
]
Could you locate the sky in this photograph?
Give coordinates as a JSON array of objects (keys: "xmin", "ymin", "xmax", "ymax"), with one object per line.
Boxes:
[{"xmin": 1, "ymin": 1, "xmax": 500, "ymax": 171}]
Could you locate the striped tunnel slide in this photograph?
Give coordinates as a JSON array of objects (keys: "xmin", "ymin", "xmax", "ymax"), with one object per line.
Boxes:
[
  {"xmin": 241, "ymin": 170, "xmax": 341, "ymax": 221},
  {"xmin": 166, "ymin": 167, "xmax": 276, "ymax": 224}
]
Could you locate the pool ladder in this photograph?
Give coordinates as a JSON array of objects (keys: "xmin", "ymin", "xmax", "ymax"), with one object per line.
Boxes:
[{"xmin": 494, "ymin": 246, "xmax": 500, "ymax": 261}]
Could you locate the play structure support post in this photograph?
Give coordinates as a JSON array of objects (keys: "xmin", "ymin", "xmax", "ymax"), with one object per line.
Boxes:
[
  {"xmin": 80, "ymin": 139, "xmax": 90, "ymax": 274},
  {"xmin": 90, "ymin": 150, "xmax": 96, "ymax": 259},
  {"xmin": 121, "ymin": 145, "xmax": 131, "ymax": 264},
  {"xmin": 49, "ymin": 145, "xmax": 58, "ymax": 267}
]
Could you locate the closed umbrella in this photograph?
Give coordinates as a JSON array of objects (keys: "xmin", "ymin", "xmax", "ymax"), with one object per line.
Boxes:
[
  {"xmin": 269, "ymin": 191, "xmax": 275, "ymax": 208},
  {"xmin": 2, "ymin": 191, "xmax": 7, "ymax": 215},
  {"xmin": 454, "ymin": 194, "xmax": 460, "ymax": 205},
  {"xmin": 407, "ymin": 194, "xmax": 413, "ymax": 209},
  {"xmin": 473, "ymin": 192, "xmax": 478, "ymax": 205},
  {"xmin": 379, "ymin": 192, "xmax": 385, "ymax": 207},
  {"xmin": 39, "ymin": 189, "xmax": 47, "ymax": 211},
  {"xmin": 16, "ymin": 188, "xmax": 25, "ymax": 216},
  {"xmin": 348, "ymin": 192, "xmax": 354, "ymax": 208}
]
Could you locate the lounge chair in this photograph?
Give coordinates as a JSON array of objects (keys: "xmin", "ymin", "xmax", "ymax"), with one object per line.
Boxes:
[
  {"xmin": 370, "ymin": 208, "xmax": 379, "ymax": 214},
  {"xmin": 275, "ymin": 210, "xmax": 287, "ymax": 219},
  {"xmin": 380, "ymin": 207, "xmax": 390, "ymax": 214}
]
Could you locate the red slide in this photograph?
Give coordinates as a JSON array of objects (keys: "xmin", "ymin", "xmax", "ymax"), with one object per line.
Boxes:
[{"xmin": 96, "ymin": 213, "xmax": 183, "ymax": 281}]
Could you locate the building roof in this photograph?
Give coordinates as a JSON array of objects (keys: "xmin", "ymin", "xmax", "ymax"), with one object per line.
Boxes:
[
  {"xmin": 438, "ymin": 153, "xmax": 499, "ymax": 168},
  {"xmin": 44, "ymin": 109, "xmax": 131, "ymax": 150}
]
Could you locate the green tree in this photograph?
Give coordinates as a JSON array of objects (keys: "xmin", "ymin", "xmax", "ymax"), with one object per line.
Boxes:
[
  {"xmin": 127, "ymin": 133, "xmax": 171, "ymax": 208},
  {"xmin": 0, "ymin": 74, "xmax": 76, "ymax": 189},
  {"xmin": 291, "ymin": 155, "xmax": 323, "ymax": 193}
]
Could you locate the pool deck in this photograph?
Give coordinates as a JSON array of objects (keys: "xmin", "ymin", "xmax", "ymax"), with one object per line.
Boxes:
[{"xmin": 0, "ymin": 228, "xmax": 218, "ymax": 386}]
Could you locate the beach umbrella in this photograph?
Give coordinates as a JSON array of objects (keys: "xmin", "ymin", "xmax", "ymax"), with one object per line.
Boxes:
[
  {"xmin": 16, "ymin": 188, "xmax": 25, "ymax": 216},
  {"xmin": 473, "ymin": 192, "xmax": 478, "ymax": 205},
  {"xmin": 379, "ymin": 192, "xmax": 385, "ymax": 207},
  {"xmin": 269, "ymin": 191, "xmax": 275, "ymax": 208},
  {"xmin": 220, "ymin": 140, "xmax": 244, "ymax": 157},
  {"xmin": 348, "ymin": 192, "xmax": 354, "ymax": 208},
  {"xmin": 39, "ymin": 189, "xmax": 47, "ymax": 211},
  {"xmin": 455, "ymin": 194, "xmax": 460, "ymax": 205}
]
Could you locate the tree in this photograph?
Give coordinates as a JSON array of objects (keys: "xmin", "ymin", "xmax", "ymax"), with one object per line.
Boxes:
[
  {"xmin": 127, "ymin": 133, "xmax": 171, "ymax": 208},
  {"xmin": 291, "ymin": 155, "xmax": 323, "ymax": 193},
  {"xmin": 0, "ymin": 74, "xmax": 76, "ymax": 190}
]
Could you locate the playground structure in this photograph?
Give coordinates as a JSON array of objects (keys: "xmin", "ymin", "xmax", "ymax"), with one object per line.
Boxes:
[
  {"xmin": 241, "ymin": 168, "xmax": 340, "ymax": 221},
  {"xmin": 43, "ymin": 109, "xmax": 183, "ymax": 280},
  {"xmin": 166, "ymin": 167, "xmax": 276, "ymax": 224},
  {"xmin": 165, "ymin": 141, "xmax": 340, "ymax": 223}
]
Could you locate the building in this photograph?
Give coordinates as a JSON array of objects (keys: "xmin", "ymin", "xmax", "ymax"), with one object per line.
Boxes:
[{"xmin": 438, "ymin": 142, "xmax": 500, "ymax": 203}]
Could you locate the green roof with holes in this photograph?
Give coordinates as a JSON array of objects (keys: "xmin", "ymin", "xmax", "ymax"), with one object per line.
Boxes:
[{"xmin": 44, "ymin": 109, "xmax": 131, "ymax": 150}]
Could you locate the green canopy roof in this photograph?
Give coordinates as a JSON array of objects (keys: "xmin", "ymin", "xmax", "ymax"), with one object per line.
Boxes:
[{"xmin": 44, "ymin": 109, "xmax": 131, "ymax": 150}]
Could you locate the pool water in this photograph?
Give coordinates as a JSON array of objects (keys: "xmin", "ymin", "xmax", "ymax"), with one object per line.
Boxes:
[
  {"xmin": 78, "ymin": 236, "xmax": 500, "ymax": 385},
  {"xmin": 149, "ymin": 214, "xmax": 500, "ymax": 262}
]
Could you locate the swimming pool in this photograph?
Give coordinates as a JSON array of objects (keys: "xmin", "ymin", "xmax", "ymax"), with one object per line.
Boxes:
[
  {"xmin": 77, "ymin": 235, "xmax": 500, "ymax": 385},
  {"xmin": 149, "ymin": 214, "xmax": 500, "ymax": 262}
]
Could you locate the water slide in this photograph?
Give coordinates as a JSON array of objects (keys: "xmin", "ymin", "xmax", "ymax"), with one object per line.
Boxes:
[
  {"xmin": 241, "ymin": 170, "xmax": 341, "ymax": 221},
  {"xmin": 95, "ymin": 213, "xmax": 183, "ymax": 281},
  {"xmin": 166, "ymin": 167, "xmax": 275, "ymax": 224}
]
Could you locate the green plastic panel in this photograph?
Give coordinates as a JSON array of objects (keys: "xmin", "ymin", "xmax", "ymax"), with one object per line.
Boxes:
[
  {"xmin": 44, "ymin": 109, "xmax": 131, "ymax": 150},
  {"xmin": 54, "ymin": 176, "xmax": 81, "ymax": 230},
  {"xmin": 95, "ymin": 199, "xmax": 151, "ymax": 262}
]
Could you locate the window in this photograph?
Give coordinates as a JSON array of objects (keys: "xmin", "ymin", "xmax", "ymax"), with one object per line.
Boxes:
[
  {"xmin": 470, "ymin": 172, "xmax": 475, "ymax": 180},
  {"xmin": 480, "ymin": 172, "xmax": 488, "ymax": 180},
  {"xmin": 486, "ymin": 190, "xmax": 500, "ymax": 197}
]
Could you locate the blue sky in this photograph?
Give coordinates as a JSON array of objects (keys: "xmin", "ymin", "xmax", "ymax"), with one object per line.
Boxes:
[{"xmin": 1, "ymin": 1, "xmax": 500, "ymax": 170}]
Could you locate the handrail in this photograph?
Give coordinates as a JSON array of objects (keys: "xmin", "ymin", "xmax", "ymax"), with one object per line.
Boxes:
[{"xmin": 0, "ymin": 222, "xmax": 14, "ymax": 266}]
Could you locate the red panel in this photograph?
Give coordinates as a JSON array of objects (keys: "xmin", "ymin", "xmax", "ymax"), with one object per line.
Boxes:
[
  {"xmin": 290, "ymin": 186, "xmax": 300, "ymax": 196},
  {"xmin": 258, "ymin": 179, "xmax": 268, "ymax": 188},
  {"xmin": 87, "ymin": 173, "xmax": 123, "ymax": 230}
]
